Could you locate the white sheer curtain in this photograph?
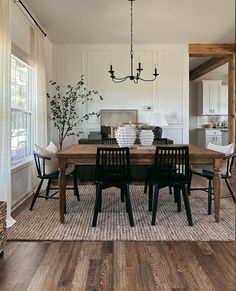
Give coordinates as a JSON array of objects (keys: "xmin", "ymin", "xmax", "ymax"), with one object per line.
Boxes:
[
  {"xmin": 0, "ymin": 0, "xmax": 16, "ymax": 227},
  {"xmin": 34, "ymin": 27, "xmax": 47, "ymax": 147}
]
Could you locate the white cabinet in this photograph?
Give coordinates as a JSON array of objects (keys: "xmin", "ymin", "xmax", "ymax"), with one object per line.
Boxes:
[
  {"xmin": 198, "ymin": 80, "xmax": 222, "ymax": 115},
  {"xmin": 219, "ymin": 85, "xmax": 228, "ymax": 115},
  {"xmin": 221, "ymin": 130, "xmax": 228, "ymax": 146},
  {"xmin": 197, "ymin": 129, "xmax": 222, "ymax": 147}
]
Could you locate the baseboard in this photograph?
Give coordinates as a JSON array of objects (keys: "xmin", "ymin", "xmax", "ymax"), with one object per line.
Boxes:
[{"xmin": 11, "ymin": 191, "xmax": 34, "ymax": 218}]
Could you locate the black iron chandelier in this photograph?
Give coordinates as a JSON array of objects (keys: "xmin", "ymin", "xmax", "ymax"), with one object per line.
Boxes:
[{"xmin": 108, "ymin": 0, "xmax": 159, "ymax": 84}]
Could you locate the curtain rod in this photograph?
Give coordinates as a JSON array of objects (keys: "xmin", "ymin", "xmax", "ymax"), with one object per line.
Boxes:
[{"xmin": 14, "ymin": 0, "xmax": 47, "ymax": 37}]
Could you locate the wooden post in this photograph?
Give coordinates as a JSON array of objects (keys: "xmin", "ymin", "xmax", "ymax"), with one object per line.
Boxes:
[{"xmin": 228, "ymin": 54, "xmax": 235, "ymax": 144}]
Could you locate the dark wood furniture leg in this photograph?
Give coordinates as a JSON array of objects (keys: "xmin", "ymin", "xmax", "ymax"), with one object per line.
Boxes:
[
  {"xmin": 58, "ymin": 159, "xmax": 67, "ymax": 223},
  {"xmin": 73, "ymin": 170, "xmax": 80, "ymax": 201},
  {"xmin": 213, "ymin": 158, "xmax": 222, "ymax": 222},
  {"xmin": 124, "ymin": 185, "xmax": 134, "ymax": 227},
  {"xmin": 29, "ymin": 179, "xmax": 44, "ymax": 210},
  {"xmin": 181, "ymin": 184, "xmax": 193, "ymax": 226}
]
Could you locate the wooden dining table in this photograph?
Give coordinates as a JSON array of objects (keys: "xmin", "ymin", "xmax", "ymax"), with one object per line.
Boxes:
[{"xmin": 56, "ymin": 144, "xmax": 225, "ymax": 223}]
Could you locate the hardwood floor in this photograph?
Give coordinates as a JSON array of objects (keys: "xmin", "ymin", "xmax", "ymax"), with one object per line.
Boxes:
[
  {"xmin": 0, "ymin": 241, "xmax": 235, "ymax": 291},
  {"xmin": 1, "ymin": 174, "xmax": 235, "ymax": 291}
]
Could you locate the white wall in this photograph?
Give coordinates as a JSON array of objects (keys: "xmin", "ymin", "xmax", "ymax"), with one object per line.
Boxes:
[
  {"xmin": 52, "ymin": 44, "xmax": 189, "ymax": 147},
  {"xmin": 11, "ymin": 1, "xmax": 54, "ymax": 209},
  {"xmin": 11, "ymin": 1, "xmax": 33, "ymax": 57}
]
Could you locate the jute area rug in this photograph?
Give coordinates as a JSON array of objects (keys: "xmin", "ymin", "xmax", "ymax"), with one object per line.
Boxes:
[{"xmin": 7, "ymin": 185, "xmax": 235, "ymax": 241}]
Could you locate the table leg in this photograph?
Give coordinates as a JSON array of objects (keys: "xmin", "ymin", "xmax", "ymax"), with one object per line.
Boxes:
[
  {"xmin": 58, "ymin": 159, "xmax": 67, "ymax": 223},
  {"xmin": 213, "ymin": 158, "xmax": 222, "ymax": 222}
]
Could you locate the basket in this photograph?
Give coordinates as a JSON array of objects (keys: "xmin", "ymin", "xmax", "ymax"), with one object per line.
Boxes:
[{"xmin": 0, "ymin": 201, "xmax": 7, "ymax": 256}]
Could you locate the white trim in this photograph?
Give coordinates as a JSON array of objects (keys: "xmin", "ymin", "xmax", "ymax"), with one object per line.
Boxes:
[
  {"xmin": 11, "ymin": 42, "xmax": 34, "ymax": 67},
  {"xmin": 11, "ymin": 156, "xmax": 34, "ymax": 173},
  {"xmin": 11, "ymin": 190, "xmax": 33, "ymax": 212}
]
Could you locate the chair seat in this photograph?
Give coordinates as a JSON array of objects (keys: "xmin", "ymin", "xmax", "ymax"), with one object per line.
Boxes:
[
  {"xmin": 37, "ymin": 167, "xmax": 75, "ymax": 179},
  {"xmin": 151, "ymin": 173, "xmax": 189, "ymax": 186}
]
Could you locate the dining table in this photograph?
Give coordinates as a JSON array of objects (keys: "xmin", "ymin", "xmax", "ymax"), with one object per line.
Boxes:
[{"xmin": 56, "ymin": 144, "xmax": 225, "ymax": 223}]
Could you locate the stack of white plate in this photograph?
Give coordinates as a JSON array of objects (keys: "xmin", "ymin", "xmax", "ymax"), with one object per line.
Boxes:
[
  {"xmin": 115, "ymin": 127, "xmax": 136, "ymax": 148},
  {"xmin": 139, "ymin": 129, "xmax": 154, "ymax": 146}
]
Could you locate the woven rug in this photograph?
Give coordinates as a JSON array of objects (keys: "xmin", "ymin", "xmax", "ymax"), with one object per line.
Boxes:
[{"xmin": 7, "ymin": 185, "xmax": 235, "ymax": 241}]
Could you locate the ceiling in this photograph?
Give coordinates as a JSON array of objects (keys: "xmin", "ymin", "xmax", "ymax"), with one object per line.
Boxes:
[{"xmin": 24, "ymin": 0, "xmax": 234, "ymax": 44}]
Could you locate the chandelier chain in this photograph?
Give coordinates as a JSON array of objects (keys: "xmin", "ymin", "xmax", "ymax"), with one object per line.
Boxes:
[
  {"xmin": 108, "ymin": 0, "xmax": 159, "ymax": 83},
  {"xmin": 130, "ymin": 0, "xmax": 133, "ymax": 56}
]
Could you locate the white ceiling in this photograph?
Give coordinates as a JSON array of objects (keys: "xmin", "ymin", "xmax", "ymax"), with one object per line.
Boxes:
[{"xmin": 24, "ymin": 0, "xmax": 235, "ymax": 44}]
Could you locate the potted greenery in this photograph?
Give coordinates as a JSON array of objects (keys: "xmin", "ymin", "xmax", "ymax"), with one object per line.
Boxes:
[{"xmin": 47, "ymin": 75, "xmax": 103, "ymax": 150}]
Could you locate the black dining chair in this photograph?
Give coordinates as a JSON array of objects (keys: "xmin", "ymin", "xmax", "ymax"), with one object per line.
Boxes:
[
  {"xmin": 30, "ymin": 151, "xmax": 80, "ymax": 210},
  {"xmin": 92, "ymin": 147, "xmax": 134, "ymax": 227},
  {"xmin": 102, "ymin": 138, "xmax": 117, "ymax": 144},
  {"xmin": 144, "ymin": 138, "xmax": 174, "ymax": 196},
  {"xmin": 149, "ymin": 146, "xmax": 193, "ymax": 226},
  {"xmin": 190, "ymin": 151, "xmax": 236, "ymax": 214}
]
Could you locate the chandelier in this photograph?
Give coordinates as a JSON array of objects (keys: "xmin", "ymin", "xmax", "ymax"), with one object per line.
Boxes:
[{"xmin": 108, "ymin": 0, "xmax": 159, "ymax": 84}]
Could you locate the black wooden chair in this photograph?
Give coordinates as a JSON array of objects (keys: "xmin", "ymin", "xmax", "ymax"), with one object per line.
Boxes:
[
  {"xmin": 149, "ymin": 146, "xmax": 193, "ymax": 226},
  {"xmin": 190, "ymin": 151, "xmax": 236, "ymax": 214},
  {"xmin": 30, "ymin": 151, "xmax": 80, "ymax": 210},
  {"xmin": 102, "ymin": 138, "xmax": 117, "ymax": 144},
  {"xmin": 78, "ymin": 138, "xmax": 101, "ymax": 144},
  {"xmin": 144, "ymin": 138, "xmax": 174, "ymax": 195},
  {"xmin": 92, "ymin": 147, "xmax": 134, "ymax": 227}
]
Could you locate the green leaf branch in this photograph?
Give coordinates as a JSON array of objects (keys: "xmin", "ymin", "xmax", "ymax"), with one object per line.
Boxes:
[{"xmin": 47, "ymin": 75, "xmax": 103, "ymax": 150}]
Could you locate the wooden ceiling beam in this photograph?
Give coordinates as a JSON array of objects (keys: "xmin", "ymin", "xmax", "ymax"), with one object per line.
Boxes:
[
  {"xmin": 189, "ymin": 44, "xmax": 235, "ymax": 56},
  {"xmin": 189, "ymin": 57, "xmax": 229, "ymax": 81}
]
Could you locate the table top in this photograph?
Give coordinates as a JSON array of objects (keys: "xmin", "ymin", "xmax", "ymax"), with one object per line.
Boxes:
[{"xmin": 56, "ymin": 144, "xmax": 225, "ymax": 160}]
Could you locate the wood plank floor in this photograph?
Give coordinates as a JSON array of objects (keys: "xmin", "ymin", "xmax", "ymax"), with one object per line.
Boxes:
[
  {"xmin": 1, "ymin": 173, "xmax": 235, "ymax": 291},
  {"xmin": 0, "ymin": 241, "xmax": 235, "ymax": 291}
]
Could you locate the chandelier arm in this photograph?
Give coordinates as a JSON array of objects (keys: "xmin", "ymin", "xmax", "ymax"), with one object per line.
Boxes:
[
  {"xmin": 111, "ymin": 75, "xmax": 130, "ymax": 81},
  {"xmin": 111, "ymin": 76, "xmax": 130, "ymax": 83},
  {"xmin": 138, "ymin": 76, "xmax": 158, "ymax": 82}
]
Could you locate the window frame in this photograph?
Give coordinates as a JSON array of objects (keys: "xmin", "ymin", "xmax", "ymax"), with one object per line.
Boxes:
[{"xmin": 11, "ymin": 54, "xmax": 35, "ymax": 166}]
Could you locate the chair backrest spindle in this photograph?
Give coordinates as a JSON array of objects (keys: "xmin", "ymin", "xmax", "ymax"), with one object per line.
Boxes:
[
  {"xmin": 153, "ymin": 146, "xmax": 189, "ymax": 184},
  {"xmin": 95, "ymin": 147, "xmax": 131, "ymax": 183}
]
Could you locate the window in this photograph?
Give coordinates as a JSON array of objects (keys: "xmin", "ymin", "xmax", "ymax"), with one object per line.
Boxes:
[{"xmin": 11, "ymin": 56, "xmax": 33, "ymax": 163}]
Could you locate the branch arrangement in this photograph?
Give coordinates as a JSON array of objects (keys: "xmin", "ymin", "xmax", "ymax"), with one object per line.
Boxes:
[{"xmin": 47, "ymin": 75, "xmax": 103, "ymax": 150}]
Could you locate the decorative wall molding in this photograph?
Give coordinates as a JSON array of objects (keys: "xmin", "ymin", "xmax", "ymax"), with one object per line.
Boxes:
[{"xmin": 53, "ymin": 43, "xmax": 189, "ymax": 144}]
